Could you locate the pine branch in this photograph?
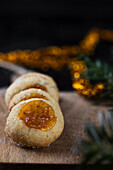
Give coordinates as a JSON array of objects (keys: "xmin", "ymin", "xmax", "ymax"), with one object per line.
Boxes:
[
  {"xmin": 79, "ymin": 54, "xmax": 113, "ymax": 86},
  {"xmin": 78, "ymin": 54, "xmax": 113, "ymax": 102},
  {"xmin": 81, "ymin": 109, "xmax": 113, "ymax": 165}
]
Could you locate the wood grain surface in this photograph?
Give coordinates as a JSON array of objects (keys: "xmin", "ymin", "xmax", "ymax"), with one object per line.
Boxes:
[{"xmin": 0, "ymin": 89, "xmax": 109, "ymax": 164}]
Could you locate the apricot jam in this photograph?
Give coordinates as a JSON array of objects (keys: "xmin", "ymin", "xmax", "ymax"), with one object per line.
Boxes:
[
  {"xmin": 18, "ymin": 100, "xmax": 57, "ymax": 131},
  {"xmin": 9, "ymin": 93, "xmax": 49, "ymax": 111},
  {"xmin": 24, "ymin": 84, "xmax": 47, "ymax": 92}
]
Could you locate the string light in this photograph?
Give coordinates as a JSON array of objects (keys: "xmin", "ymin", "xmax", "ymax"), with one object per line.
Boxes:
[{"xmin": 0, "ymin": 28, "xmax": 113, "ymax": 99}]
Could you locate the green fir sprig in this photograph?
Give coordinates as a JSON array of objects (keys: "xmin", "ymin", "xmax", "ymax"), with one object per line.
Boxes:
[
  {"xmin": 79, "ymin": 54, "xmax": 113, "ymax": 103},
  {"xmin": 82, "ymin": 109, "xmax": 113, "ymax": 164}
]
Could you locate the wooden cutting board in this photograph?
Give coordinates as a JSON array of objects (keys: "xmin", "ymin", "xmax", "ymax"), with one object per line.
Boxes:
[{"xmin": 0, "ymin": 89, "xmax": 109, "ymax": 164}]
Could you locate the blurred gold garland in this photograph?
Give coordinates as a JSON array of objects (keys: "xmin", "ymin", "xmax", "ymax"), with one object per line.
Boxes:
[{"xmin": 0, "ymin": 28, "xmax": 113, "ymax": 99}]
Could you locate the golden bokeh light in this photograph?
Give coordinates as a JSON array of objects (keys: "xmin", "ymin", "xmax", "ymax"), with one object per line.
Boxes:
[
  {"xmin": 74, "ymin": 72, "xmax": 80, "ymax": 78},
  {"xmin": 0, "ymin": 28, "xmax": 112, "ymax": 99}
]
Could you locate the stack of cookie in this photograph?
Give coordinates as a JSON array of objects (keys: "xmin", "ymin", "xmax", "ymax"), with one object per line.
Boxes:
[{"xmin": 5, "ymin": 73, "xmax": 64, "ymax": 148}]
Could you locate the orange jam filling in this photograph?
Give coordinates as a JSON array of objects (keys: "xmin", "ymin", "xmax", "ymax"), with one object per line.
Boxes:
[
  {"xmin": 9, "ymin": 93, "xmax": 49, "ymax": 111},
  {"xmin": 18, "ymin": 100, "xmax": 57, "ymax": 131},
  {"xmin": 24, "ymin": 84, "xmax": 47, "ymax": 92}
]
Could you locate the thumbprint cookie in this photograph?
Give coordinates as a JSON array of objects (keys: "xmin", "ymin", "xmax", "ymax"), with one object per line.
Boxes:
[{"xmin": 5, "ymin": 72, "xmax": 64, "ymax": 148}]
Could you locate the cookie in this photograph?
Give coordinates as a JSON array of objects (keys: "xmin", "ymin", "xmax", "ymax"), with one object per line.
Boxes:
[
  {"xmin": 5, "ymin": 73, "xmax": 59, "ymax": 107},
  {"xmin": 8, "ymin": 88, "xmax": 57, "ymax": 112},
  {"xmin": 5, "ymin": 98, "xmax": 64, "ymax": 147}
]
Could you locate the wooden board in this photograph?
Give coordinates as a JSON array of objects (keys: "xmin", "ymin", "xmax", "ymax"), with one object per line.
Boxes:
[{"xmin": 0, "ymin": 90, "xmax": 109, "ymax": 164}]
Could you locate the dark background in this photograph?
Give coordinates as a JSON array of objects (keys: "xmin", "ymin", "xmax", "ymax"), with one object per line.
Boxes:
[{"xmin": 0, "ymin": 0, "xmax": 113, "ymax": 90}]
